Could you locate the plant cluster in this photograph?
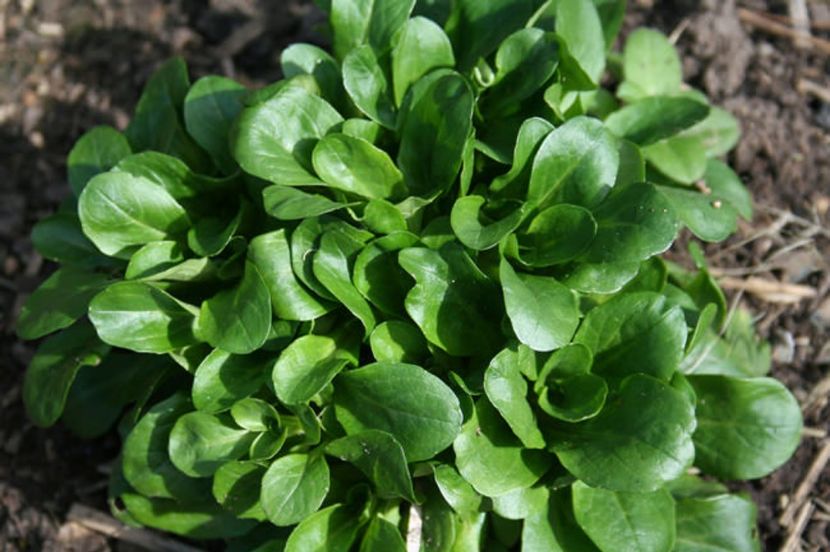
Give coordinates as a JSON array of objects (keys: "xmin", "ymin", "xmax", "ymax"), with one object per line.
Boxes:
[{"xmin": 19, "ymin": 0, "xmax": 802, "ymax": 550}]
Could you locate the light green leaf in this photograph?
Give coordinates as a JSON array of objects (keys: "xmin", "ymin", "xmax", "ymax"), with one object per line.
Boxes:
[
  {"xmin": 681, "ymin": 107, "xmax": 740, "ymax": 157},
  {"xmin": 342, "ymin": 45, "xmax": 397, "ymax": 128},
  {"xmin": 528, "ymin": 116, "xmax": 619, "ymax": 210},
  {"xmin": 89, "ymin": 281, "xmax": 198, "ymax": 353},
  {"xmin": 199, "ymin": 261, "xmax": 272, "ymax": 354},
  {"xmin": 230, "ymin": 397, "xmax": 280, "ymax": 432},
  {"xmin": 326, "ymin": 430, "xmax": 416, "ymax": 501},
  {"xmin": 359, "ymin": 517, "xmax": 406, "ymax": 552},
  {"xmin": 484, "ymin": 346, "xmax": 546, "ymax": 449},
  {"xmin": 704, "ymin": 159, "xmax": 752, "ymax": 219},
  {"xmin": 312, "ymin": 133, "xmax": 405, "ymax": 199},
  {"xmin": 362, "ymin": 199, "xmax": 407, "ymax": 234},
  {"xmin": 674, "ymin": 494, "xmax": 760, "ymax": 552},
  {"xmin": 605, "ymin": 97, "xmax": 710, "ymax": 146},
  {"xmin": 556, "ymin": 0, "xmax": 606, "ymax": 87},
  {"xmin": 433, "ymin": 464, "xmax": 483, "ymax": 516},
  {"xmin": 657, "ymin": 184, "xmax": 738, "ymax": 242},
  {"xmin": 392, "ymin": 17, "xmax": 454, "ymax": 105},
  {"xmin": 261, "ymin": 452, "xmax": 330, "ymax": 526},
  {"xmin": 192, "ymin": 349, "xmax": 269, "ymax": 413},
  {"xmin": 232, "ymin": 86, "xmax": 343, "ymax": 186},
  {"xmin": 169, "ymin": 411, "xmax": 256, "ymax": 477},
  {"xmin": 334, "ymin": 362, "xmax": 462, "ymax": 462},
  {"xmin": 67, "ymin": 126, "xmax": 132, "ymax": 196},
  {"xmin": 397, "ymin": 70, "xmax": 474, "ymax": 198},
  {"xmin": 454, "ymin": 398, "xmax": 550, "ymax": 497},
  {"xmin": 284, "ymin": 503, "xmax": 361, "ymax": 552},
  {"xmin": 500, "ymin": 259, "xmax": 580, "ymax": 352},
  {"xmin": 550, "ymin": 374, "xmax": 696, "ymax": 492},
  {"xmin": 212, "ymin": 461, "xmax": 268, "ymax": 520},
  {"xmin": 368, "ymin": 320, "xmax": 429, "ymax": 364},
  {"xmin": 492, "ymin": 486, "xmax": 549, "ymax": 520},
  {"xmin": 22, "ymin": 321, "xmax": 109, "ymax": 427},
  {"xmin": 184, "ymin": 75, "xmax": 246, "ymax": 173},
  {"xmin": 450, "ymin": 196, "xmax": 525, "ymax": 251},
  {"xmin": 249, "ymin": 229, "xmax": 332, "ymax": 321},
  {"xmin": 689, "ymin": 375, "xmax": 802, "ymax": 480},
  {"xmin": 399, "ymin": 244, "xmax": 502, "ymax": 356},
  {"xmin": 281, "ymin": 43, "xmax": 343, "ymax": 108},
  {"xmin": 644, "ymin": 135, "xmax": 708, "ymax": 184},
  {"xmin": 574, "ymin": 292, "xmax": 687, "ymax": 381},
  {"xmin": 619, "ymin": 28, "xmax": 682, "ymax": 102},
  {"xmin": 330, "ymin": 0, "xmax": 416, "ymax": 58},
  {"xmin": 78, "ymin": 172, "xmax": 189, "ymax": 258},
  {"xmin": 272, "ymin": 331, "xmax": 358, "ymax": 405},
  {"xmin": 263, "ymin": 185, "xmax": 354, "ymax": 220},
  {"xmin": 572, "ymin": 482, "xmax": 676, "ymax": 552}
]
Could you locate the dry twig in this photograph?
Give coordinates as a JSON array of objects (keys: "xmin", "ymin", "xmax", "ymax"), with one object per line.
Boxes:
[
  {"xmin": 780, "ymin": 440, "xmax": 830, "ymax": 528},
  {"xmin": 781, "ymin": 500, "xmax": 815, "ymax": 552},
  {"xmin": 66, "ymin": 504, "xmax": 202, "ymax": 552},
  {"xmin": 717, "ymin": 276, "xmax": 817, "ymax": 304},
  {"xmin": 798, "ymin": 78, "xmax": 830, "ymax": 104},
  {"xmin": 737, "ymin": 7, "xmax": 830, "ymax": 55},
  {"xmin": 788, "ymin": 0, "xmax": 812, "ymax": 49}
]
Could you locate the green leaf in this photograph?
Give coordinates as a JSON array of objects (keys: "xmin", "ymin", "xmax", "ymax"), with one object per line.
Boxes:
[
  {"xmin": 484, "ymin": 28, "xmax": 559, "ymax": 116},
  {"xmin": 689, "ymin": 375, "xmax": 802, "ymax": 480},
  {"xmin": 561, "ymin": 259, "xmax": 642, "ymax": 295},
  {"xmin": 232, "ymin": 86, "xmax": 343, "ymax": 186},
  {"xmin": 231, "ymin": 398, "xmax": 280, "ymax": 432},
  {"xmin": 359, "ymin": 517, "xmax": 406, "ymax": 552},
  {"xmin": 528, "ymin": 116, "xmax": 619, "ymax": 210},
  {"xmin": 583, "ymin": 182, "xmax": 679, "ymax": 264},
  {"xmin": 281, "ymin": 43, "xmax": 344, "ymax": 109},
  {"xmin": 249, "ymin": 229, "xmax": 332, "ymax": 321},
  {"xmin": 334, "ymin": 362, "xmax": 462, "ymax": 461},
  {"xmin": 330, "ymin": 0, "xmax": 416, "ymax": 58},
  {"xmin": 263, "ymin": 185, "xmax": 353, "ymax": 220},
  {"xmin": 272, "ymin": 331, "xmax": 358, "ymax": 405},
  {"xmin": 199, "ymin": 261, "xmax": 272, "ymax": 354},
  {"xmin": 31, "ymin": 212, "xmax": 115, "ymax": 268},
  {"xmin": 187, "ymin": 203, "xmax": 242, "ymax": 257},
  {"xmin": 492, "ymin": 486, "xmax": 549, "ymax": 520},
  {"xmin": 399, "ymin": 244, "xmax": 502, "ymax": 356},
  {"xmin": 192, "ymin": 349, "xmax": 270, "ymax": 413},
  {"xmin": 212, "ymin": 461, "xmax": 267, "ymax": 520},
  {"xmin": 538, "ymin": 373, "xmax": 608, "ymax": 423},
  {"xmin": 604, "ymin": 97, "xmax": 710, "ymax": 146},
  {"xmin": 517, "ymin": 204, "xmax": 597, "ymax": 267},
  {"xmin": 22, "ymin": 321, "xmax": 109, "ymax": 427},
  {"xmin": 500, "ymin": 259, "xmax": 580, "ymax": 352},
  {"xmin": 550, "ymin": 374, "xmax": 695, "ymax": 492},
  {"xmin": 284, "ymin": 503, "xmax": 362, "ymax": 552},
  {"xmin": 261, "ymin": 452, "xmax": 330, "ymax": 526},
  {"xmin": 313, "ymin": 230, "xmax": 377, "ymax": 335},
  {"xmin": 454, "ymin": 397, "xmax": 550, "ymax": 497},
  {"xmin": 17, "ymin": 268, "xmax": 110, "ymax": 339},
  {"xmin": 397, "ymin": 70, "xmax": 474, "ymax": 198},
  {"xmin": 362, "ymin": 199, "xmax": 407, "ymax": 234},
  {"xmin": 125, "ymin": 58, "xmax": 211, "ymax": 172},
  {"xmin": 490, "ymin": 117, "xmax": 554, "ymax": 199},
  {"xmin": 556, "ymin": 0, "xmax": 606, "ymax": 87},
  {"xmin": 120, "ymin": 492, "xmax": 257, "ymax": 539},
  {"xmin": 123, "ymin": 393, "xmax": 209, "ymax": 501},
  {"xmin": 78, "ymin": 172, "xmax": 190, "ymax": 258},
  {"xmin": 392, "ymin": 17, "xmax": 454, "ymax": 105},
  {"xmin": 572, "ymin": 481, "xmax": 676, "ymax": 552},
  {"xmin": 681, "ymin": 107, "xmax": 740, "ymax": 158},
  {"xmin": 674, "ymin": 494, "xmax": 760, "ymax": 552},
  {"xmin": 450, "ymin": 196, "xmax": 525, "ymax": 251},
  {"xmin": 183, "ymin": 76, "xmax": 246, "ymax": 173},
  {"xmin": 619, "ymin": 28, "xmax": 682, "ymax": 102},
  {"xmin": 433, "ymin": 464, "xmax": 483, "ymax": 516},
  {"xmin": 369, "ymin": 320, "xmax": 429, "ymax": 364},
  {"xmin": 484, "ymin": 346, "xmax": 546, "ymax": 448},
  {"xmin": 574, "ymin": 292, "xmax": 687, "ymax": 381},
  {"xmin": 342, "ymin": 45, "xmax": 397, "ymax": 128},
  {"xmin": 312, "ymin": 133, "xmax": 405, "ymax": 199},
  {"xmin": 353, "ymin": 232, "xmax": 419, "ymax": 315},
  {"xmin": 169, "ymin": 411, "xmax": 256, "ymax": 477},
  {"xmin": 656, "ymin": 184, "xmax": 738, "ymax": 242},
  {"xmin": 113, "ymin": 151, "xmax": 231, "ymax": 199},
  {"xmin": 89, "ymin": 281, "xmax": 198, "ymax": 353},
  {"xmin": 125, "ymin": 241, "xmax": 184, "ymax": 279},
  {"xmin": 67, "ymin": 126, "xmax": 132, "ymax": 196},
  {"xmin": 326, "ymin": 430, "xmax": 416, "ymax": 501},
  {"xmin": 644, "ymin": 135, "xmax": 708, "ymax": 184},
  {"xmin": 704, "ymin": 159, "xmax": 752, "ymax": 220},
  {"xmin": 447, "ymin": 0, "xmax": 541, "ymax": 71}
]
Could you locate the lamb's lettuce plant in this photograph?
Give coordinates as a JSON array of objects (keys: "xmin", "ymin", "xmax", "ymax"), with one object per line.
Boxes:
[{"xmin": 19, "ymin": 0, "xmax": 800, "ymax": 550}]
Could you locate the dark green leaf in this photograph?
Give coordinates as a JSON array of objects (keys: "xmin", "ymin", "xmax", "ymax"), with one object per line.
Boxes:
[
  {"xmin": 342, "ymin": 45, "xmax": 397, "ymax": 128},
  {"xmin": 192, "ymin": 349, "xmax": 269, "ymax": 413},
  {"xmin": 484, "ymin": 346, "xmax": 546, "ymax": 448},
  {"xmin": 281, "ymin": 43, "xmax": 344, "ymax": 109},
  {"xmin": 284, "ymin": 503, "xmax": 361, "ymax": 552},
  {"xmin": 67, "ymin": 126, "xmax": 132, "ymax": 196},
  {"xmin": 392, "ymin": 17, "xmax": 454, "ymax": 105},
  {"xmin": 330, "ymin": 0, "xmax": 416, "ymax": 58},
  {"xmin": 359, "ymin": 517, "xmax": 406, "ymax": 552},
  {"xmin": 368, "ymin": 320, "xmax": 429, "ymax": 363},
  {"xmin": 169, "ymin": 411, "xmax": 256, "ymax": 477},
  {"xmin": 518, "ymin": 204, "xmax": 597, "ymax": 267},
  {"xmin": 605, "ymin": 97, "xmax": 710, "ymax": 146},
  {"xmin": 261, "ymin": 452, "xmax": 330, "ymax": 526},
  {"xmin": 183, "ymin": 76, "xmax": 246, "ymax": 173},
  {"xmin": 674, "ymin": 494, "xmax": 760, "ymax": 552},
  {"xmin": 263, "ymin": 185, "xmax": 354, "ymax": 220},
  {"xmin": 334, "ymin": 362, "xmax": 462, "ymax": 461},
  {"xmin": 212, "ymin": 461, "xmax": 267, "ymax": 520},
  {"xmin": 353, "ymin": 231, "xmax": 419, "ymax": 315},
  {"xmin": 31, "ymin": 212, "xmax": 115, "ymax": 268},
  {"xmin": 450, "ymin": 196, "xmax": 526, "ymax": 251}
]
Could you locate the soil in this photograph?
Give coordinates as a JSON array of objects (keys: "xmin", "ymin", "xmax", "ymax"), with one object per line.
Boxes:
[{"xmin": 1, "ymin": 0, "xmax": 828, "ymax": 550}]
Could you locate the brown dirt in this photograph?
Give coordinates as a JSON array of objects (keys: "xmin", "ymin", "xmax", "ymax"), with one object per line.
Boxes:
[{"xmin": 1, "ymin": 0, "xmax": 828, "ymax": 550}]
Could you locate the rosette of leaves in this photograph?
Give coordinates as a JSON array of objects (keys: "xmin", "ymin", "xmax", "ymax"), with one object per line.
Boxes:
[{"xmin": 18, "ymin": 0, "xmax": 801, "ymax": 550}]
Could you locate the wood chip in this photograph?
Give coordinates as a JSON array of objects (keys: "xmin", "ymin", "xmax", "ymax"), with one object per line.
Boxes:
[
  {"xmin": 780, "ymin": 440, "xmax": 830, "ymax": 528},
  {"xmin": 66, "ymin": 504, "xmax": 202, "ymax": 552},
  {"xmin": 788, "ymin": 0, "xmax": 812, "ymax": 49},
  {"xmin": 717, "ymin": 276, "xmax": 817, "ymax": 304},
  {"xmin": 781, "ymin": 500, "xmax": 815, "ymax": 552},
  {"xmin": 737, "ymin": 7, "xmax": 830, "ymax": 56}
]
